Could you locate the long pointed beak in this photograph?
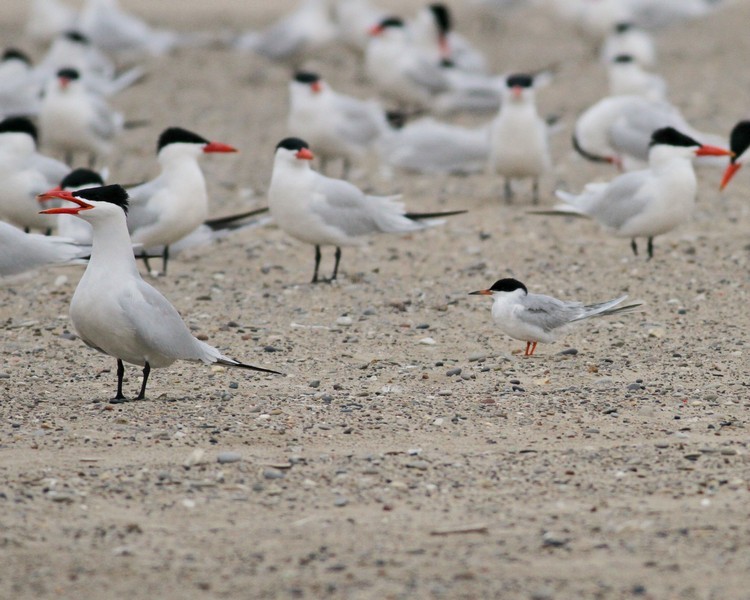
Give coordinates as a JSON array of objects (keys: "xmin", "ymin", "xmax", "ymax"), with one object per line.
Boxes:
[
  {"xmin": 695, "ymin": 145, "xmax": 733, "ymax": 157},
  {"xmin": 720, "ymin": 162, "xmax": 742, "ymax": 190},
  {"xmin": 37, "ymin": 189, "xmax": 93, "ymax": 214},
  {"xmin": 469, "ymin": 289, "xmax": 492, "ymax": 296},
  {"xmin": 203, "ymin": 141, "xmax": 238, "ymax": 153},
  {"xmin": 296, "ymin": 148, "xmax": 314, "ymax": 160}
]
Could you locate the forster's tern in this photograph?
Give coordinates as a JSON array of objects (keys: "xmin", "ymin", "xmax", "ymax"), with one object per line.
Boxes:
[
  {"xmin": 549, "ymin": 127, "xmax": 732, "ymax": 258},
  {"xmin": 720, "ymin": 121, "xmax": 750, "ymax": 190},
  {"xmin": 268, "ymin": 137, "xmax": 466, "ymax": 283},
  {"xmin": 470, "ymin": 277, "xmax": 642, "ymax": 356},
  {"xmin": 39, "ymin": 184, "xmax": 281, "ymax": 402},
  {"xmin": 488, "ymin": 74, "xmax": 552, "ymax": 204}
]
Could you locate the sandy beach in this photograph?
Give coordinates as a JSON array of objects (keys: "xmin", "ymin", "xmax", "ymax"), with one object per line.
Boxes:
[{"xmin": 2, "ymin": 1, "xmax": 750, "ymax": 598}]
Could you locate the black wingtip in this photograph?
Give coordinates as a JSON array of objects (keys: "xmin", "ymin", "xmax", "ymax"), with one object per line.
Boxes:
[
  {"xmin": 404, "ymin": 209, "xmax": 467, "ymax": 220},
  {"xmin": 203, "ymin": 207, "xmax": 270, "ymax": 230},
  {"xmin": 221, "ymin": 358, "xmax": 284, "ymax": 376}
]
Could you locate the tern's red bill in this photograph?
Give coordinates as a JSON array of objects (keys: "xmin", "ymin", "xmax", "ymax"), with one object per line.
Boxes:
[
  {"xmin": 695, "ymin": 145, "xmax": 733, "ymax": 157},
  {"xmin": 203, "ymin": 142, "xmax": 238, "ymax": 153},
  {"xmin": 296, "ymin": 148, "xmax": 314, "ymax": 160},
  {"xmin": 37, "ymin": 189, "xmax": 93, "ymax": 215}
]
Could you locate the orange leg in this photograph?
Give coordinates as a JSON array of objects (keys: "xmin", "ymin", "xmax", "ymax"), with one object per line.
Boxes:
[
  {"xmin": 524, "ymin": 341, "xmax": 531, "ymax": 356},
  {"xmin": 529, "ymin": 341, "xmax": 538, "ymax": 356}
]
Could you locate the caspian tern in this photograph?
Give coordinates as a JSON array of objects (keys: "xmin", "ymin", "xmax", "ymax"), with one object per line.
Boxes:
[
  {"xmin": 572, "ymin": 95, "xmax": 726, "ymax": 171},
  {"xmin": 377, "ymin": 116, "xmax": 490, "ymax": 174},
  {"xmin": 287, "ymin": 71, "xmax": 389, "ymax": 175},
  {"xmin": 233, "ymin": 0, "xmax": 338, "ymax": 63},
  {"xmin": 0, "ymin": 48, "xmax": 40, "ymax": 118},
  {"xmin": 0, "ymin": 117, "xmax": 70, "ymax": 234},
  {"xmin": 469, "ymin": 277, "xmax": 642, "ymax": 356},
  {"xmin": 50, "ymin": 167, "xmax": 105, "ymax": 243},
  {"xmin": 488, "ymin": 74, "xmax": 552, "ymax": 204},
  {"xmin": 607, "ymin": 54, "xmax": 666, "ymax": 102},
  {"xmin": 38, "ymin": 184, "xmax": 281, "ymax": 402},
  {"xmin": 0, "ymin": 220, "xmax": 89, "ymax": 277},
  {"xmin": 268, "ymin": 137, "xmax": 466, "ymax": 283},
  {"xmin": 600, "ymin": 22, "xmax": 656, "ymax": 68},
  {"xmin": 720, "ymin": 121, "xmax": 750, "ymax": 191},
  {"xmin": 409, "ymin": 3, "xmax": 488, "ymax": 73},
  {"xmin": 548, "ymin": 127, "xmax": 732, "ymax": 258},
  {"xmin": 39, "ymin": 67, "xmax": 123, "ymax": 166},
  {"xmin": 125, "ymin": 127, "xmax": 238, "ymax": 275}
]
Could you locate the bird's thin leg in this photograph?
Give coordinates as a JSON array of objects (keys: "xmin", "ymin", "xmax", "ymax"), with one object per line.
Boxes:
[
  {"xmin": 647, "ymin": 237, "xmax": 654, "ymax": 261},
  {"xmin": 530, "ymin": 341, "xmax": 537, "ymax": 356},
  {"xmin": 24, "ymin": 226, "xmax": 30, "ymax": 234},
  {"xmin": 504, "ymin": 179, "xmax": 513, "ymax": 204},
  {"xmin": 136, "ymin": 362, "xmax": 151, "ymax": 400},
  {"xmin": 311, "ymin": 245, "xmax": 322, "ymax": 283},
  {"xmin": 110, "ymin": 359, "xmax": 127, "ymax": 403},
  {"xmin": 330, "ymin": 246, "xmax": 342, "ymax": 282},
  {"xmin": 532, "ymin": 179, "xmax": 539, "ymax": 205},
  {"xmin": 45, "ymin": 227, "xmax": 52, "ymax": 236},
  {"xmin": 524, "ymin": 341, "xmax": 531, "ymax": 356},
  {"xmin": 630, "ymin": 239, "xmax": 638, "ymax": 256},
  {"xmin": 162, "ymin": 245, "xmax": 169, "ymax": 275},
  {"xmin": 342, "ymin": 157, "xmax": 351, "ymax": 179}
]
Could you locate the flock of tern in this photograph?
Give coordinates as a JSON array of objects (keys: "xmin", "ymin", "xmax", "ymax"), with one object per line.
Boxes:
[{"xmin": 0, "ymin": 0, "xmax": 745, "ymax": 400}]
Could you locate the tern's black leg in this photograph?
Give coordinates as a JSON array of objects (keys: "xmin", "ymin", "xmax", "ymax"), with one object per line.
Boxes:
[
  {"xmin": 141, "ymin": 251, "xmax": 153, "ymax": 274},
  {"xmin": 342, "ymin": 157, "xmax": 351, "ymax": 179},
  {"xmin": 110, "ymin": 359, "xmax": 127, "ymax": 404},
  {"xmin": 630, "ymin": 239, "xmax": 638, "ymax": 256},
  {"xmin": 647, "ymin": 237, "xmax": 654, "ymax": 260},
  {"xmin": 136, "ymin": 362, "xmax": 151, "ymax": 400},
  {"xmin": 24, "ymin": 226, "xmax": 30, "ymax": 233},
  {"xmin": 532, "ymin": 179, "xmax": 539, "ymax": 205},
  {"xmin": 44, "ymin": 227, "xmax": 52, "ymax": 236},
  {"xmin": 504, "ymin": 179, "xmax": 513, "ymax": 204},
  {"xmin": 330, "ymin": 246, "xmax": 342, "ymax": 281},
  {"xmin": 311, "ymin": 245, "xmax": 322, "ymax": 283},
  {"xmin": 162, "ymin": 246, "xmax": 170, "ymax": 275}
]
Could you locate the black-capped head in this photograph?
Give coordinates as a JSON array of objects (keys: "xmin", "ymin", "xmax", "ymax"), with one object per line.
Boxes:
[
  {"xmin": 157, "ymin": 127, "xmax": 210, "ymax": 153},
  {"xmin": 276, "ymin": 137, "xmax": 309, "ymax": 153},
  {"xmin": 56, "ymin": 67, "xmax": 80, "ymax": 80},
  {"xmin": 74, "ymin": 184, "xmax": 129, "ymax": 214},
  {"xmin": 2, "ymin": 48, "xmax": 31, "ymax": 65},
  {"xmin": 63, "ymin": 30, "xmax": 89, "ymax": 44},
  {"xmin": 0, "ymin": 116, "xmax": 37, "ymax": 141},
  {"xmin": 377, "ymin": 16, "xmax": 405, "ymax": 29},
  {"xmin": 294, "ymin": 71, "xmax": 320, "ymax": 84},
  {"xmin": 649, "ymin": 127, "xmax": 700, "ymax": 149},
  {"xmin": 428, "ymin": 4, "xmax": 451, "ymax": 34},
  {"xmin": 729, "ymin": 121, "xmax": 750, "ymax": 163},
  {"xmin": 470, "ymin": 278, "xmax": 528, "ymax": 296},
  {"xmin": 613, "ymin": 54, "xmax": 634, "ymax": 64},
  {"xmin": 489, "ymin": 278, "xmax": 528, "ymax": 294},
  {"xmin": 61, "ymin": 168, "xmax": 105, "ymax": 190},
  {"xmin": 615, "ymin": 22, "xmax": 633, "ymax": 34},
  {"xmin": 506, "ymin": 74, "xmax": 534, "ymax": 89}
]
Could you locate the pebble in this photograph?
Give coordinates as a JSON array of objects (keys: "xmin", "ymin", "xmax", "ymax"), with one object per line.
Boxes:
[
  {"xmin": 406, "ymin": 461, "xmax": 429, "ymax": 471},
  {"xmin": 334, "ymin": 496, "xmax": 348, "ymax": 507},
  {"xmin": 416, "ymin": 323, "xmax": 430, "ymax": 329},
  {"xmin": 627, "ymin": 383, "xmax": 642, "ymax": 391},
  {"xmin": 228, "ymin": 382, "xmax": 239, "ymax": 389},
  {"xmin": 263, "ymin": 468, "xmax": 285, "ymax": 480},
  {"xmin": 362, "ymin": 308, "xmax": 376, "ymax": 316},
  {"xmin": 721, "ymin": 448, "xmax": 737, "ymax": 456},
  {"xmin": 336, "ymin": 316, "xmax": 353, "ymax": 326},
  {"xmin": 263, "ymin": 346, "xmax": 278, "ymax": 352},
  {"xmin": 418, "ymin": 337, "xmax": 436, "ymax": 345},
  {"xmin": 217, "ymin": 452, "xmax": 241, "ymax": 464},
  {"xmin": 559, "ymin": 348, "xmax": 578, "ymax": 355},
  {"xmin": 309, "ymin": 380, "xmax": 321, "ymax": 388},
  {"xmin": 437, "ymin": 390, "xmax": 452, "ymax": 396},
  {"xmin": 446, "ymin": 368, "xmax": 462, "ymax": 377},
  {"xmin": 541, "ymin": 531, "xmax": 569, "ymax": 548},
  {"xmin": 468, "ymin": 353, "xmax": 487, "ymax": 362}
]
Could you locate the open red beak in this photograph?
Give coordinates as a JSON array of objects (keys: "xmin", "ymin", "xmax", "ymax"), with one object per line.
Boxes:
[
  {"xmin": 296, "ymin": 148, "xmax": 314, "ymax": 160},
  {"xmin": 695, "ymin": 145, "xmax": 733, "ymax": 157},
  {"xmin": 720, "ymin": 162, "xmax": 742, "ymax": 190},
  {"xmin": 469, "ymin": 289, "xmax": 492, "ymax": 296},
  {"xmin": 203, "ymin": 142, "xmax": 238, "ymax": 153},
  {"xmin": 37, "ymin": 189, "xmax": 93, "ymax": 215},
  {"xmin": 37, "ymin": 185, "xmax": 61, "ymax": 203}
]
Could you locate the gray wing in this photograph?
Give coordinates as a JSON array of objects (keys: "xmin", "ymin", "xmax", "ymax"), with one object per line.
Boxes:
[
  {"xmin": 29, "ymin": 153, "xmax": 70, "ymax": 185},
  {"xmin": 309, "ymin": 175, "xmax": 383, "ymax": 237},
  {"xmin": 403, "ymin": 58, "xmax": 450, "ymax": 94},
  {"xmin": 88, "ymin": 94, "xmax": 121, "ymax": 141},
  {"xmin": 0, "ymin": 222, "xmax": 88, "ymax": 276},
  {"xmin": 584, "ymin": 170, "xmax": 652, "ymax": 229},
  {"xmin": 123, "ymin": 279, "xmax": 206, "ymax": 362},
  {"xmin": 610, "ymin": 100, "xmax": 686, "ymax": 160},
  {"xmin": 125, "ymin": 177, "xmax": 163, "ymax": 233},
  {"xmin": 333, "ymin": 96, "xmax": 386, "ymax": 145},
  {"xmin": 519, "ymin": 294, "xmax": 582, "ymax": 332}
]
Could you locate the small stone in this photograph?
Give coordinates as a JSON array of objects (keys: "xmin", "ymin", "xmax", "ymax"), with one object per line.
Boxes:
[
  {"xmin": 309, "ymin": 380, "xmax": 321, "ymax": 388},
  {"xmin": 468, "ymin": 353, "xmax": 487, "ymax": 362},
  {"xmin": 559, "ymin": 348, "xmax": 578, "ymax": 355},
  {"xmin": 418, "ymin": 337, "xmax": 436, "ymax": 345},
  {"xmin": 263, "ymin": 346, "xmax": 278, "ymax": 352},
  {"xmin": 217, "ymin": 452, "xmax": 241, "ymax": 464},
  {"xmin": 627, "ymin": 383, "xmax": 642, "ymax": 391},
  {"xmin": 336, "ymin": 316, "xmax": 353, "ymax": 326},
  {"xmin": 542, "ymin": 531, "xmax": 569, "ymax": 548},
  {"xmin": 446, "ymin": 368, "xmax": 462, "ymax": 377},
  {"xmin": 721, "ymin": 448, "xmax": 737, "ymax": 456},
  {"xmin": 334, "ymin": 496, "xmax": 348, "ymax": 507},
  {"xmin": 406, "ymin": 461, "xmax": 429, "ymax": 471},
  {"xmin": 263, "ymin": 468, "xmax": 285, "ymax": 480},
  {"xmin": 228, "ymin": 381, "xmax": 239, "ymax": 389},
  {"xmin": 415, "ymin": 323, "xmax": 430, "ymax": 330},
  {"xmin": 437, "ymin": 390, "xmax": 452, "ymax": 396}
]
